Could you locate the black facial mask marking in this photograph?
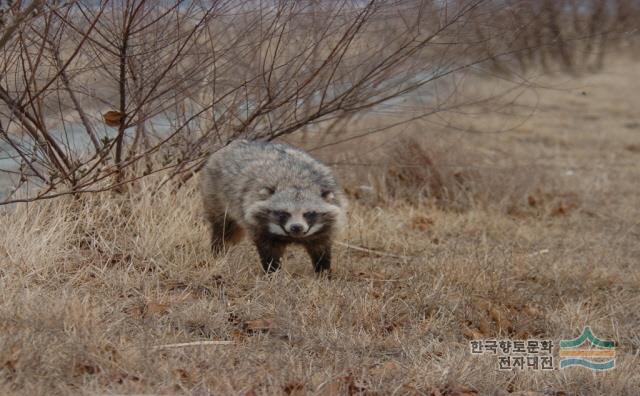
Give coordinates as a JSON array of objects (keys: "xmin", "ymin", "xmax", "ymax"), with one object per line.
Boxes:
[
  {"xmin": 303, "ymin": 211, "xmax": 318, "ymax": 228},
  {"xmin": 271, "ymin": 210, "xmax": 291, "ymax": 227}
]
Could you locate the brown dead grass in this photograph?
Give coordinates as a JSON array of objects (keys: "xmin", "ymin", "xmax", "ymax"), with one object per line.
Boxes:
[
  {"xmin": 1, "ymin": 61, "xmax": 640, "ymax": 395},
  {"xmin": 340, "ymin": 136, "xmax": 573, "ymax": 218}
]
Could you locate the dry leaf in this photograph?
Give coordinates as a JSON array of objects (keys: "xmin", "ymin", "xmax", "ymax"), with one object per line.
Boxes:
[
  {"xmin": 477, "ymin": 317, "xmax": 491, "ymax": 336},
  {"xmin": 243, "ymin": 318, "xmax": 275, "ymax": 333},
  {"xmin": 626, "ymin": 144, "xmax": 640, "ymax": 152},
  {"xmin": 73, "ymin": 362, "xmax": 101, "ymax": 377},
  {"xmin": 384, "ymin": 313, "xmax": 409, "ymax": 332},
  {"xmin": 429, "ymin": 388, "xmax": 443, "ymax": 396},
  {"xmin": 123, "ymin": 302, "xmax": 145, "ymax": 318},
  {"xmin": 317, "ymin": 379, "xmax": 342, "ymax": 396},
  {"xmin": 147, "ymin": 302, "xmax": 170, "ymax": 315},
  {"xmin": 446, "ymin": 384, "xmax": 478, "ymax": 396},
  {"xmin": 283, "ymin": 382, "xmax": 305, "ymax": 395},
  {"xmin": 370, "ymin": 360, "xmax": 400, "ymax": 376},
  {"xmin": 473, "ymin": 299, "xmax": 490, "ymax": 311},
  {"xmin": 232, "ymin": 329, "xmax": 247, "ymax": 343},
  {"xmin": 103, "ymin": 110, "xmax": 124, "ymax": 127},
  {"xmin": 463, "ymin": 327, "xmax": 484, "ymax": 340},
  {"xmin": 356, "ymin": 270, "xmax": 387, "ymax": 280},
  {"xmin": 489, "ymin": 307, "xmax": 513, "ymax": 333},
  {"xmin": 410, "ymin": 214, "xmax": 434, "ymax": 231},
  {"xmin": 163, "ymin": 279, "xmax": 189, "ymax": 292},
  {"xmin": 173, "ymin": 367, "xmax": 192, "ymax": 383}
]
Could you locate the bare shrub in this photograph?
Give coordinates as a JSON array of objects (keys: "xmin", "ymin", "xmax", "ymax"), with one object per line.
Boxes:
[
  {"xmin": 2, "ymin": 0, "xmax": 639, "ymax": 204},
  {"xmin": 471, "ymin": 0, "xmax": 640, "ymax": 74},
  {"xmin": 343, "ymin": 137, "xmax": 580, "ymax": 216},
  {"xmin": 0, "ymin": 0, "xmax": 491, "ymax": 203}
]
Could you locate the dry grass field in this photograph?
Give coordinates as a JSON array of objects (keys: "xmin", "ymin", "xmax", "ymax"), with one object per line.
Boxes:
[{"xmin": 1, "ymin": 59, "xmax": 639, "ymax": 395}]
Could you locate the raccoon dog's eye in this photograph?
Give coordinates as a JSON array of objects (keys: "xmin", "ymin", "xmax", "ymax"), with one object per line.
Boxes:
[
  {"xmin": 321, "ymin": 190, "xmax": 334, "ymax": 201},
  {"xmin": 303, "ymin": 211, "xmax": 318, "ymax": 222},
  {"xmin": 271, "ymin": 210, "xmax": 290, "ymax": 222},
  {"xmin": 258, "ymin": 187, "xmax": 275, "ymax": 198}
]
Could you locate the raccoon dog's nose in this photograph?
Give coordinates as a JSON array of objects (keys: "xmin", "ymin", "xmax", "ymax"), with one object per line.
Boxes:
[{"xmin": 288, "ymin": 223, "xmax": 305, "ymax": 236}]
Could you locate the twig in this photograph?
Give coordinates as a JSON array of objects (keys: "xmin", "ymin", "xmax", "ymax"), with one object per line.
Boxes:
[
  {"xmin": 336, "ymin": 241, "xmax": 413, "ymax": 260},
  {"xmin": 528, "ymin": 249, "xmax": 550, "ymax": 257},
  {"xmin": 152, "ymin": 340, "xmax": 234, "ymax": 349},
  {"xmin": 359, "ymin": 275, "xmax": 416, "ymax": 282},
  {"xmin": 0, "ymin": 0, "xmax": 46, "ymax": 52}
]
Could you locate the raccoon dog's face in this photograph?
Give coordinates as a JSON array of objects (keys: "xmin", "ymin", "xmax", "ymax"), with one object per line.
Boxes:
[{"xmin": 245, "ymin": 186, "xmax": 342, "ymax": 239}]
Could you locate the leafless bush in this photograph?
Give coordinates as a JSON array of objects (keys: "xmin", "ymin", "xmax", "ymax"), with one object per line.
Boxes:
[
  {"xmin": 494, "ymin": 0, "xmax": 640, "ymax": 73},
  {"xmin": 343, "ymin": 137, "xmax": 580, "ymax": 217},
  {"xmin": 0, "ymin": 0, "xmax": 638, "ymax": 205}
]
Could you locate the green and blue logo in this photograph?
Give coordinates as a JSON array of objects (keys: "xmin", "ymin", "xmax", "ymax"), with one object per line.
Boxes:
[{"xmin": 559, "ymin": 327, "xmax": 615, "ymax": 371}]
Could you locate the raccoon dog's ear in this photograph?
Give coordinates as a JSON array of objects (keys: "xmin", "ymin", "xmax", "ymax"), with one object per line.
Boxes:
[
  {"xmin": 258, "ymin": 186, "xmax": 275, "ymax": 199},
  {"xmin": 321, "ymin": 190, "xmax": 335, "ymax": 201}
]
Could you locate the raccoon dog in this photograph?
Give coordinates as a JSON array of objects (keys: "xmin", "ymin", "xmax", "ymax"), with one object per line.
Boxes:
[{"xmin": 201, "ymin": 140, "xmax": 347, "ymax": 274}]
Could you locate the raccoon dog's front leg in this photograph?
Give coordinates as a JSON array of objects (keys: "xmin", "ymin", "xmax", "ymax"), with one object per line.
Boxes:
[
  {"xmin": 254, "ymin": 235, "xmax": 287, "ymax": 273},
  {"xmin": 208, "ymin": 215, "xmax": 241, "ymax": 254},
  {"xmin": 304, "ymin": 239, "xmax": 332, "ymax": 274}
]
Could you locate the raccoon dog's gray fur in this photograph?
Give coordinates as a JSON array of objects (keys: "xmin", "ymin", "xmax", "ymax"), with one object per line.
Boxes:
[{"xmin": 201, "ymin": 139, "xmax": 347, "ymax": 274}]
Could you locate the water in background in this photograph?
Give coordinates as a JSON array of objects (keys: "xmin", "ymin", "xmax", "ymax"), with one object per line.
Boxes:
[
  {"xmin": 0, "ymin": 80, "xmax": 439, "ymax": 204},
  {"xmin": 0, "ymin": 114, "xmax": 176, "ymax": 202}
]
